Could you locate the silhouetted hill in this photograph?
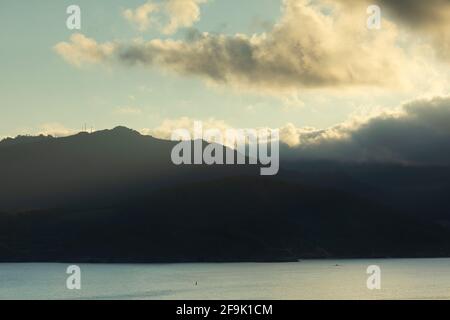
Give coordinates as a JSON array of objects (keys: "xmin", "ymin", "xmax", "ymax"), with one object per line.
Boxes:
[
  {"xmin": 0, "ymin": 134, "xmax": 54, "ymax": 148},
  {"xmin": 0, "ymin": 127, "xmax": 259, "ymax": 211},
  {"xmin": 282, "ymin": 160, "xmax": 450, "ymax": 221},
  {"xmin": 1, "ymin": 127, "xmax": 450, "ymax": 262},
  {"xmin": 1, "ymin": 176, "xmax": 449, "ymax": 262}
]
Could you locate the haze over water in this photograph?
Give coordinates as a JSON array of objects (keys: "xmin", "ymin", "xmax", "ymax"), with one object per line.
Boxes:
[{"xmin": 1, "ymin": 259, "xmax": 449, "ymax": 300}]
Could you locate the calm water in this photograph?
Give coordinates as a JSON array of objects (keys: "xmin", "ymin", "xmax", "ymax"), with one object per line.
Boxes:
[{"xmin": 1, "ymin": 259, "xmax": 450, "ymax": 300}]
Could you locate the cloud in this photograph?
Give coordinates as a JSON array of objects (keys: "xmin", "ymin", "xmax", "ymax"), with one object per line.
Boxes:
[
  {"xmin": 124, "ymin": 0, "xmax": 208, "ymax": 34},
  {"xmin": 53, "ymin": 33, "xmax": 116, "ymax": 67},
  {"xmin": 382, "ymin": 0, "xmax": 450, "ymax": 63},
  {"xmin": 145, "ymin": 117, "xmax": 231, "ymax": 140},
  {"xmin": 56, "ymin": 0, "xmax": 410, "ymax": 92},
  {"xmin": 37, "ymin": 123, "xmax": 76, "ymax": 137},
  {"xmin": 117, "ymin": 0, "xmax": 408, "ymax": 92},
  {"xmin": 286, "ymin": 96, "xmax": 450, "ymax": 165},
  {"xmin": 279, "ymin": 123, "xmax": 301, "ymax": 147},
  {"xmin": 123, "ymin": 2, "xmax": 159, "ymax": 32},
  {"xmin": 334, "ymin": 0, "xmax": 450, "ymax": 62},
  {"xmin": 161, "ymin": 0, "xmax": 208, "ymax": 35},
  {"xmin": 144, "ymin": 116, "xmax": 328, "ymax": 148}
]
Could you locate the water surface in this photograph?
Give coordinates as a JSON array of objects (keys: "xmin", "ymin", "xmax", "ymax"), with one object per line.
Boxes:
[{"xmin": 1, "ymin": 259, "xmax": 449, "ymax": 300}]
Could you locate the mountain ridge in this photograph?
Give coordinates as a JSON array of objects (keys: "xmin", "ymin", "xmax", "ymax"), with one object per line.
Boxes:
[{"xmin": 1, "ymin": 126, "xmax": 450, "ymax": 262}]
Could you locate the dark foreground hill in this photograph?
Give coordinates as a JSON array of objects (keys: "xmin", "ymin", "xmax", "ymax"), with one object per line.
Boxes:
[
  {"xmin": 1, "ymin": 177, "xmax": 450, "ymax": 262},
  {"xmin": 0, "ymin": 127, "xmax": 259, "ymax": 212},
  {"xmin": 1, "ymin": 127, "xmax": 450, "ymax": 262}
]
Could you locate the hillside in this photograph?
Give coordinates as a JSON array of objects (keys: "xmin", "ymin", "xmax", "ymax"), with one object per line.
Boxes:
[{"xmin": 1, "ymin": 128, "xmax": 450, "ymax": 262}]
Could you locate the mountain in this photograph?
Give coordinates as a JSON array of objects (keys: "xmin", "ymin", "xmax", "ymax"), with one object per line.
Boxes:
[
  {"xmin": 0, "ymin": 127, "xmax": 259, "ymax": 212},
  {"xmin": 1, "ymin": 127, "xmax": 450, "ymax": 262},
  {"xmin": 282, "ymin": 160, "xmax": 450, "ymax": 221}
]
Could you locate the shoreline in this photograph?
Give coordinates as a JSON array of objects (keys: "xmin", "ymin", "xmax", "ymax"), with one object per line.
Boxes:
[{"xmin": 2, "ymin": 256, "xmax": 450, "ymax": 265}]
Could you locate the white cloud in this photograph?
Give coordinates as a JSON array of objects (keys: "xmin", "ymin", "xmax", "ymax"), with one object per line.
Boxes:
[
  {"xmin": 53, "ymin": 33, "xmax": 116, "ymax": 67},
  {"xmin": 143, "ymin": 116, "xmax": 324, "ymax": 147},
  {"xmin": 123, "ymin": 2, "xmax": 159, "ymax": 32},
  {"xmin": 54, "ymin": 0, "xmax": 450, "ymax": 103},
  {"xmin": 116, "ymin": 0, "xmax": 410, "ymax": 92},
  {"xmin": 162, "ymin": 0, "xmax": 208, "ymax": 35},
  {"xmin": 56, "ymin": 0, "xmax": 414, "ymax": 92},
  {"xmin": 147, "ymin": 117, "xmax": 231, "ymax": 140},
  {"xmin": 37, "ymin": 123, "xmax": 76, "ymax": 137},
  {"xmin": 124, "ymin": 0, "xmax": 208, "ymax": 34}
]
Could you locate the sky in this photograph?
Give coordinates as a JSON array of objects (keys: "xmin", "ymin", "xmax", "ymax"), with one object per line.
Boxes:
[{"xmin": 1, "ymin": 0, "xmax": 450, "ymax": 145}]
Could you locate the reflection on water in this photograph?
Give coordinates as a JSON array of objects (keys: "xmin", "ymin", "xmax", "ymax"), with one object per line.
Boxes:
[{"xmin": 1, "ymin": 259, "xmax": 450, "ymax": 300}]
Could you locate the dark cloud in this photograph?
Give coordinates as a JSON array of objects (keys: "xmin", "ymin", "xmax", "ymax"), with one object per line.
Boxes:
[
  {"xmin": 374, "ymin": 0, "xmax": 449, "ymax": 27},
  {"xmin": 337, "ymin": 0, "xmax": 449, "ymax": 26},
  {"xmin": 289, "ymin": 96, "xmax": 450, "ymax": 165},
  {"xmin": 337, "ymin": 0, "xmax": 450, "ymax": 61}
]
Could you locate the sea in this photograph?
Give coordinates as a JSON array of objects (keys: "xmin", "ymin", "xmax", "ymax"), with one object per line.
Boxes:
[{"xmin": 1, "ymin": 258, "xmax": 449, "ymax": 300}]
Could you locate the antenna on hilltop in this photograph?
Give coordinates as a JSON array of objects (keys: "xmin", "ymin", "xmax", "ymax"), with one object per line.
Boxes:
[
  {"xmin": 81, "ymin": 123, "xmax": 92, "ymax": 133},
  {"xmin": 80, "ymin": 124, "xmax": 95, "ymax": 134}
]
